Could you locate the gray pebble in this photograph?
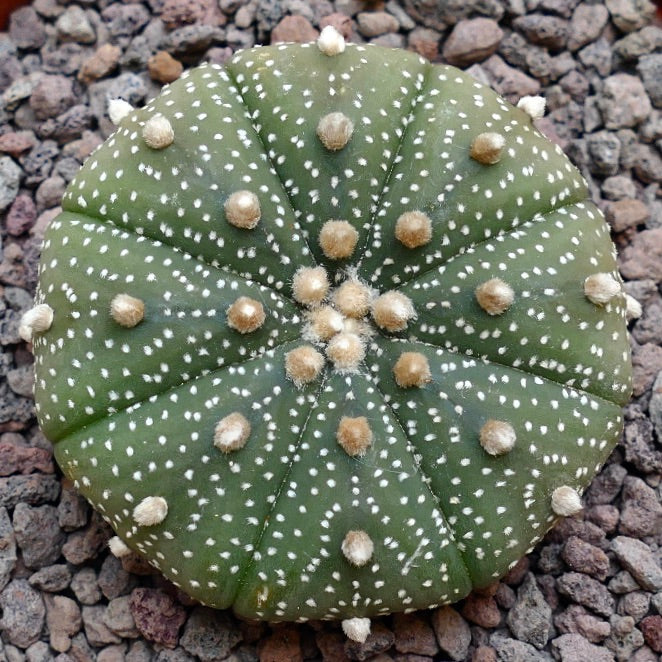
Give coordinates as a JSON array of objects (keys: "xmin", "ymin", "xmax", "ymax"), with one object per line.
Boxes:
[
  {"xmin": 598, "ymin": 73, "xmax": 652, "ymax": 129},
  {"xmin": 103, "ymin": 596, "xmax": 139, "ymax": 639},
  {"xmin": 649, "ymin": 371, "xmax": 662, "ymax": 442},
  {"xmin": 612, "ymin": 536, "xmax": 662, "ymax": 591},
  {"xmin": 619, "ymin": 476, "xmax": 662, "ymax": 538},
  {"xmin": 98, "ymin": 554, "xmax": 135, "ymax": 600},
  {"xmin": 180, "ymin": 607, "xmax": 243, "ymax": 661},
  {"xmin": 578, "ymin": 38, "xmax": 613, "ymax": 77},
  {"xmin": 587, "ymin": 130, "xmax": 621, "ymax": 176},
  {"xmin": 56, "ymin": 5, "xmax": 97, "ymax": 44},
  {"xmin": 609, "ymin": 570, "xmax": 644, "ymax": 594},
  {"xmin": 57, "ymin": 482, "xmax": 89, "ymax": 532},
  {"xmin": 602, "ymin": 175, "xmax": 637, "ymax": 200},
  {"xmin": 7, "ymin": 364, "xmax": 35, "ymax": 399},
  {"xmin": 28, "ymin": 564, "xmax": 72, "ymax": 593},
  {"xmin": 557, "ymin": 572, "xmax": 615, "ymax": 617},
  {"xmin": 605, "ymin": 0, "xmax": 656, "ymax": 33},
  {"xmin": 82, "ymin": 605, "xmax": 123, "ymax": 647},
  {"xmin": 0, "ymin": 474, "xmax": 60, "ymax": 508},
  {"xmin": 614, "ymin": 26, "xmax": 662, "ymax": 60},
  {"xmin": 71, "ymin": 567, "xmax": 102, "ymax": 605},
  {"xmin": 490, "ymin": 630, "xmax": 554, "ymax": 661},
  {"xmin": 0, "ymin": 579, "xmax": 46, "ymax": 648},
  {"xmin": 9, "ymin": 7, "xmax": 47, "ymax": 51},
  {"xmin": 13, "ymin": 502, "xmax": 66, "ymax": 569},
  {"xmin": 513, "ymin": 14, "xmax": 568, "ymax": 50},
  {"xmin": 506, "ymin": 573, "xmax": 552, "ymax": 649},
  {"xmin": 551, "ymin": 633, "xmax": 615, "ymax": 662},
  {"xmin": 45, "ymin": 594, "xmax": 82, "ymax": 653},
  {"xmin": 0, "ymin": 507, "xmax": 16, "ymax": 591},
  {"xmin": 604, "ymin": 615, "xmax": 644, "ymax": 661},
  {"xmin": 0, "ymin": 157, "xmax": 23, "ymax": 213},
  {"xmin": 25, "ymin": 640, "xmax": 52, "ymax": 662},
  {"xmin": 618, "ymin": 591, "xmax": 651, "ymax": 622},
  {"xmin": 637, "ymin": 54, "xmax": 662, "ymax": 109}
]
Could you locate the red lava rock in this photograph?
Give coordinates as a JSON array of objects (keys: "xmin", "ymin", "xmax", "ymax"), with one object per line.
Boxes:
[
  {"xmin": 407, "ymin": 27, "xmax": 440, "ymax": 61},
  {"xmin": 620, "ymin": 228, "xmax": 662, "ymax": 280},
  {"xmin": 431, "ymin": 606, "xmax": 471, "ymax": 661},
  {"xmin": 618, "ymin": 476, "xmax": 662, "ymax": 538},
  {"xmin": 320, "ymin": 13, "xmax": 353, "ymax": 40},
  {"xmin": 392, "ymin": 613, "xmax": 439, "ymax": 656},
  {"xmin": 513, "ymin": 14, "xmax": 569, "ymax": 50},
  {"xmin": 148, "ymin": 51, "xmax": 184, "ymax": 84},
  {"xmin": 356, "ymin": 11, "xmax": 400, "ymax": 38},
  {"xmin": 554, "ymin": 605, "xmax": 611, "ymax": 643},
  {"xmin": 631, "ymin": 342, "xmax": 662, "ymax": 398},
  {"xmin": 5, "ymin": 194, "xmax": 37, "ymax": 237},
  {"xmin": 502, "ymin": 556, "xmax": 530, "ymax": 586},
  {"xmin": 481, "ymin": 55, "xmax": 540, "ymax": 104},
  {"xmin": 640, "ymin": 616, "xmax": 662, "ymax": 652},
  {"xmin": 270, "ymin": 15, "xmax": 319, "ymax": 44},
  {"xmin": 0, "ymin": 131, "xmax": 36, "ymax": 157},
  {"xmin": 461, "ymin": 593, "xmax": 502, "ymax": 628},
  {"xmin": 61, "ymin": 511, "xmax": 112, "ymax": 565},
  {"xmin": 315, "ymin": 630, "xmax": 351, "ymax": 662},
  {"xmin": 258, "ymin": 625, "xmax": 302, "ymax": 662},
  {"xmin": 561, "ymin": 536, "xmax": 610, "ymax": 581},
  {"xmin": 78, "ymin": 44, "xmax": 122, "ymax": 85},
  {"xmin": 128, "ymin": 588, "xmax": 187, "ymax": 649},
  {"xmin": 567, "ymin": 3, "xmax": 609, "ymax": 51},
  {"xmin": 29, "ymin": 75, "xmax": 76, "ymax": 121},
  {"xmin": 472, "ymin": 645, "xmax": 497, "ymax": 662},
  {"xmin": 585, "ymin": 504, "xmax": 620, "ymax": 534},
  {"xmin": 442, "ymin": 18, "xmax": 503, "ymax": 66},
  {"xmin": 160, "ymin": 0, "xmax": 224, "ymax": 29},
  {"xmin": 9, "ymin": 6, "xmax": 47, "ymax": 50},
  {"xmin": 599, "ymin": 73, "xmax": 652, "ymax": 129},
  {"xmin": 0, "ymin": 437, "xmax": 53, "ymax": 475},
  {"xmin": 605, "ymin": 199, "xmax": 650, "ymax": 232}
]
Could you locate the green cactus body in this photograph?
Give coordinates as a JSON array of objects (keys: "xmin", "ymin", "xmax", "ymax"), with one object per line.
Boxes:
[{"xmin": 29, "ymin": 31, "xmax": 631, "ymax": 629}]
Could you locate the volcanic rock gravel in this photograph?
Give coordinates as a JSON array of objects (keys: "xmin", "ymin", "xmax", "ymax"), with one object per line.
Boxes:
[{"xmin": 0, "ymin": 0, "xmax": 661, "ymax": 660}]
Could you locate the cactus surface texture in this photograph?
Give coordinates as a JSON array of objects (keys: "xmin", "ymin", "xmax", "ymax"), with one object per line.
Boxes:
[{"xmin": 29, "ymin": 30, "xmax": 632, "ymax": 630}]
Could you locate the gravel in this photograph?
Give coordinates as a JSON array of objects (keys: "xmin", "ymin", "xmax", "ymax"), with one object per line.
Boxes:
[{"xmin": 0, "ymin": 0, "xmax": 661, "ymax": 660}]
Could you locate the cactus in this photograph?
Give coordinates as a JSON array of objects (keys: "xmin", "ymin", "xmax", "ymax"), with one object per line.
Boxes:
[{"xmin": 26, "ymin": 28, "xmax": 631, "ymax": 639}]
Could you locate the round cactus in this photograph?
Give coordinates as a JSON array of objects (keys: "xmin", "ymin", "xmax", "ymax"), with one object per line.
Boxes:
[{"xmin": 26, "ymin": 28, "xmax": 631, "ymax": 638}]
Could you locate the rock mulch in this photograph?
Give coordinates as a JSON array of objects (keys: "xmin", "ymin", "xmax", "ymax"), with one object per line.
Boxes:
[{"xmin": 0, "ymin": 0, "xmax": 661, "ymax": 660}]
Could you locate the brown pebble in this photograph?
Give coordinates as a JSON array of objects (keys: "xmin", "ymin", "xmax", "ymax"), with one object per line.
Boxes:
[
  {"xmin": 78, "ymin": 44, "xmax": 121, "ymax": 84},
  {"xmin": 148, "ymin": 51, "xmax": 184, "ymax": 84},
  {"xmin": 0, "ymin": 131, "xmax": 36, "ymax": 157},
  {"xmin": 319, "ymin": 13, "xmax": 352, "ymax": 39},
  {"xmin": 258, "ymin": 625, "xmax": 303, "ymax": 662},
  {"xmin": 605, "ymin": 199, "xmax": 650, "ymax": 233},
  {"xmin": 270, "ymin": 15, "xmax": 319, "ymax": 44},
  {"xmin": 129, "ymin": 588, "xmax": 186, "ymax": 649},
  {"xmin": 461, "ymin": 593, "xmax": 502, "ymax": 628}
]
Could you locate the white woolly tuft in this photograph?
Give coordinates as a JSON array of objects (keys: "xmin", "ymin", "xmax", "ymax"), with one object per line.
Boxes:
[
  {"xmin": 214, "ymin": 412, "xmax": 251, "ymax": 453},
  {"xmin": 133, "ymin": 496, "xmax": 168, "ymax": 526},
  {"xmin": 625, "ymin": 294, "xmax": 642, "ymax": 321},
  {"xmin": 317, "ymin": 25, "xmax": 346, "ymax": 56},
  {"xmin": 342, "ymin": 617, "xmax": 371, "ymax": 643},
  {"xmin": 479, "ymin": 420, "xmax": 517, "ymax": 456},
  {"xmin": 584, "ymin": 272, "xmax": 621, "ymax": 306},
  {"xmin": 517, "ymin": 95, "xmax": 546, "ymax": 120},
  {"xmin": 341, "ymin": 530, "xmax": 374, "ymax": 567},
  {"xmin": 108, "ymin": 536, "xmax": 131, "ymax": 558},
  {"xmin": 142, "ymin": 115, "xmax": 175, "ymax": 149},
  {"xmin": 108, "ymin": 98, "xmax": 134, "ymax": 125},
  {"xmin": 551, "ymin": 486, "xmax": 583, "ymax": 517},
  {"xmin": 19, "ymin": 304, "xmax": 54, "ymax": 342}
]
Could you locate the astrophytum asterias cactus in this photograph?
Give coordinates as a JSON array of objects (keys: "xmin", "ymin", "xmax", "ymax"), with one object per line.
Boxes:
[{"xmin": 26, "ymin": 27, "xmax": 631, "ymax": 638}]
